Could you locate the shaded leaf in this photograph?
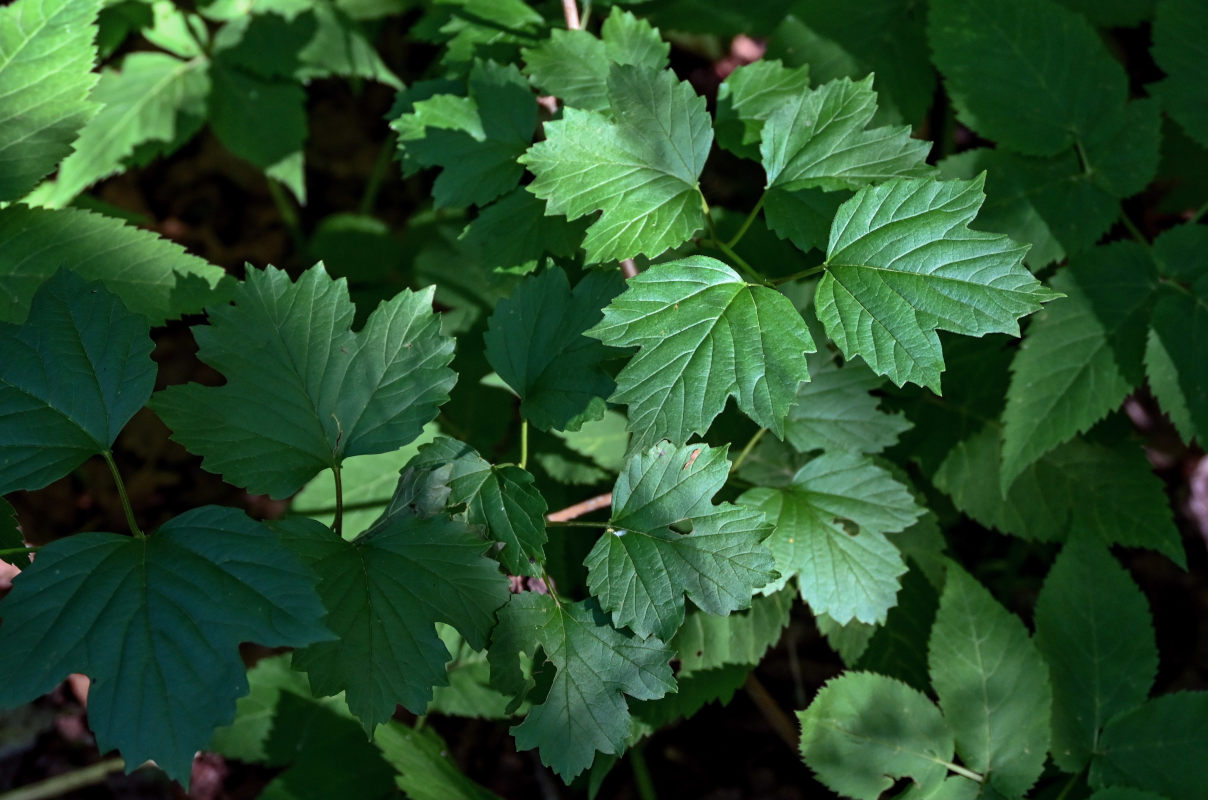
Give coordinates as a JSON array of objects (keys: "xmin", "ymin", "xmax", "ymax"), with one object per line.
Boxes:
[
  {"xmin": 1091, "ymin": 692, "xmax": 1208, "ymax": 799},
  {"xmin": 375, "ymin": 722, "xmax": 501, "ymax": 800},
  {"xmin": 785, "ymin": 358, "xmax": 911, "ymax": 454},
  {"xmin": 672, "ymin": 587, "xmax": 794, "ymax": 676},
  {"xmin": 1152, "ymin": 0, "xmax": 1208, "ymax": 148}
]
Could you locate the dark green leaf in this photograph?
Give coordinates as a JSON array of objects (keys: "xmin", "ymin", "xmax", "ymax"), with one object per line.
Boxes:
[
  {"xmin": 459, "ymin": 188, "xmax": 586, "ymax": 274},
  {"xmin": 1091, "ymin": 692, "xmax": 1208, "ymax": 799},
  {"xmin": 672, "ymin": 587, "xmax": 794, "ymax": 676},
  {"xmin": 0, "ymin": 499, "xmax": 27, "ymax": 569},
  {"xmin": 785, "ymin": 358, "xmax": 911, "ymax": 454},
  {"xmin": 1152, "ymin": 0, "xmax": 1208, "ymax": 148},
  {"xmin": 153, "ymin": 264, "xmax": 455, "ymax": 498},
  {"xmin": 0, "ymin": 270, "xmax": 155, "ymax": 494},
  {"xmin": 375, "ymin": 722, "xmax": 501, "ymax": 800},
  {"xmin": 0, "ymin": 506, "xmax": 331, "ymax": 784}
]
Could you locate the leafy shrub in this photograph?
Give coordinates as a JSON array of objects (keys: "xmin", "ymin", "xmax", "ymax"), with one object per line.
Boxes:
[{"xmin": 0, "ymin": 0, "xmax": 1205, "ymax": 798}]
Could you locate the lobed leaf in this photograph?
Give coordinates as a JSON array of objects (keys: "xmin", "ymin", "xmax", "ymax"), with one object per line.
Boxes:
[
  {"xmin": 816, "ymin": 176, "xmax": 1058, "ymax": 391},
  {"xmin": 0, "ymin": 270, "xmax": 155, "ymax": 494},
  {"xmin": 1091, "ymin": 692, "xmax": 1208, "ymax": 799},
  {"xmin": 0, "ymin": 506, "xmax": 331, "ymax": 784},
  {"xmin": 587, "ymin": 256, "xmax": 814, "ymax": 452},
  {"xmin": 1151, "ymin": 0, "xmax": 1208, "ymax": 148},
  {"xmin": 153, "ymin": 264, "xmax": 455, "ymax": 499},
  {"xmin": 784, "ymin": 358, "xmax": 911, "ymax": 454}
]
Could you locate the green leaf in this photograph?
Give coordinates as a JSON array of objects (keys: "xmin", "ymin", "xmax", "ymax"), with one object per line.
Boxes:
[
  {"xmin": 715, "ymin": 59, "xmax": 810, "ymax": 158},
  {"xmin": 282, "ymin": 511, "xmax": 509, "ymax": 733},
  {"xmin": 761, "ymin": 75, "xmax": 932, "ymax": 191},
  {"xmin": 763, "ymin": 185, "xmax": 847, "ymax": 254},
  {"xmin": 1149, "ymin": 225, "xmax": 1208, "ymax": 441},
  {"xmin": 522, "ymin": 6, "xmax": 668, "ymax": 112},
  {"xmin": 672, "ymin": 587, "xmax": 794, "ymax": 676},
  {"xmin": 935, "ymin": 427, "xmax": 1185, "ymax": 565},
  {"xmin": 484, "ymin": 266, "xmax": 623, "ymax": 431},
  {"xmin": 459, "ymin": 188, "xmax": 585, "ymax": 274},
  {"xmin": 417, "ymin": 0, "xmax": 545, "ymax": 69},
  {"xmin": 521, "ymin": 64, "xmax": 713, "ymax": 263},
  {"xmin": 403, "ymin": 437, "xmax": 548, "ymax": 575},
  {"xmin": 1000, "ymin": 259, "xmax": 1150, "ymax": 490},
  {"xmin": 630, "ymin": 664, "xmax": 749, "ymax": 731},
  {"xmin": 928, "ymin": 0, "xmax": 1127, "ymax": 156},
  {"xmin": 296, "ymin": 4, "xmax": 401, "ymax": 87},
  {"xmin": 1091, "ymin": 692, "xmax": 1208, "ymax": 799},
  {"xmin": 153, "ymin": 264, "xmax": 455, "ymax": 499},
  {"xmin": 1145, "ymin": 329, "xmax": 1196, "ymax": 443},
  {"xmin": 785, "ymin": 359, "xmax": 911, "ymax": 454},
  {"xmin": 0, "ymin": 498, "xmax": 27, "ymax": 569},
  {"xmin": 856, "ymin": 565, "xmax": 941, "ymax": 692},
  {"xmin": 290, "ymin": 423, "xmax": 440, "ymax": 538},
  {"xmin": 1086, "ymin": 790, "xmax": 1171, "ymax": 800},
  {"xmin": 0, "ymin": 506, "xmax": 331, "ymax": 784},
  {"xmin": 939, "ymin": 147, "xmax": 1118, "ymax": 267},
  {"xmin": 392, "ymin": 60, "xmax": 535, "ymax": 208},
  {"xmin": 554, "ymin": 408, "xmax": 629, "ymax": 471},
  {"xmin": 210, "ymin": 654, "xmax": 322, "ymax": 763},
  {"xmin": 1035, "ymin": 540, "xmax": 1157, "ymax": 773},
  {"xmin": 815, "ymin": 176, "xmax": 1057, "ymax": 391},
  {"xmin": 798, "ymin": 672, "xmax": 954, "ymax": 800},
  {"xmin": 773, "ymin": 1, "xmax": 936, "ymax": 122},
  {"xmin": 586, "ymin": 256, "xmax": 814, "ymax": 452},
  {"xmin": 375, "ymin": 722, "xmax": 501, "ymax": 800},
  {"xmin": 0, "ymin": 270, "xmax": 155, "ymax": 494},
  {"xmin": 209, "ymin": 61, "xmax": 306, "ymax": 172},
  {"xmin": 1053, "ymin": 0, "xmax": 1155, "ymax": 26},
  {"xmin": 928, "ymin": 564, "xmax": 1051, "ymax": 796},
  {"xmin": 1082, "ymin": 99, "xmax": 1162, "ymax": 199},
  {"xmin": 489, "ymin": 594, "xmax": 675, "ymax": 781},
  {"xmin": 0, "ymin": 0, "xmax": 101, "ymax": 202},
  {"xmin": 37, "ymin": 51, "xmax": 209, "ymax": 206},
  {"xmin": 586, "ymin": 442, "xmax": 775, "ymax": 640},
  {"xmin": 0, "ymin": 205, "xmax": 229, "ymax": 325},
  {"xmin": 427, "ymin": 626, "xmax": 517, "ymax": 719},
  {"xmin": 738, "ymin": 451, "xmax": 921, "ymax": 624},
  {"xmin": 1152, "ymin": 0, "xmax": 1208, "ymax": 148}
]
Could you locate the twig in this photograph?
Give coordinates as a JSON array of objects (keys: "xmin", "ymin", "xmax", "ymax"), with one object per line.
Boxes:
[
  {"xmin": 744, "ymin": 673, "xmax": 798, "ymax": 750},
  {"xmin": 562, "ymin": 0, "xmax": 581, "ymax": 29},
  {"xmin": 547, "ymin": 493, "xmax": 612, "ymax": 521},
  {"xmin": 621, "ymin": 258, "xmax": 639, "ymax": 278},
  {"xmin": 0, "ymin": 758, "xmax": 128, "ymax": 800}
]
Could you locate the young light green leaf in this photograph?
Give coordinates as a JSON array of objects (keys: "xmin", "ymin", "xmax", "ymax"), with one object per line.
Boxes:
[
  {"xmin": 153, "ymin": 264, "xmax": 455, "ymax": 499},
  {"xmin": 586, "ymin": 442, "xmax": 776, "ymax": 640},
  {"xmin": 484, "ymin": 267, "xmax": 623, "ymax": 432},
  {"xmin": 0, "ymin": 205, "xmax": 230, "ymax": 325},
  {"xmin": 715, "ymin": 60, "xmax": 811, "ymax": 160},
  {"xmin": 928, "ymin": 0, "xmax": 1128, "ymax": 156},
  {"xmin": 0, "ymin": 506, "xmax": 331, "ymax": 785},
  {"xmin": 1152, "ymin": 0, "xmax": 1208, "ymax": 148},
  {"xmin": 427, "ymin": 626, "xmax": 517, "ymax": 720},
  {"xmin": 761, "ymin": 75, "xmax": 931, "ymax": 192},
  {"xmin": 928, "ymin": 564, "xmax": 1051, "ymax": 797},
  {"xmin": 1000, "ymin": 266, "xmax": 1144, "ymax": 491},
  {"xmin": 37, "ymin": 51, "xmax": 209, "ymax": 207},
  {"xmin": 1035, "ymin": 540, "xmax": 1157, "ymax": 773},
  {"xmin": 375, "ymin": 722, "xmax": 501, "ymax": 800},
  {"xmin": 936, "ymin": 427, "xmax": 1185, "ymax": 566},
  {"xmin": 521, "ymin": 64, "xmax": 712, "ymax": 263},
  {"xmin": 522, "ymin": 6, "xmax": 668, "ymax": 112},
  {"xmin": 671, "ymin": 587, "xmax": 794, "ymax": 676},
  {"xmin": 392, "ymin": 60, "xmax": 535, "ymax": 208},
  {"xmin": 1091, "ymin": 692, "xmax": 1208, "ymax": 799},
  {"xmin": 282, "ymin": 512, "xmax": 509, "ymax": 734},
  {"xmin": 798, "ymin": 672, "xmax": 954, "ymax": 800},
  {"xmin": 0, "ymin": 270, "xmax": 155, "ymax": 494},
  {"xmin": 488, "ymin": 594, "xmax": 675, "ymax": 781},
  {"xmin": 815, "ymin": 176, "xmax": 1058, "ymax": 391},
  {"xmin": 554, "ymin": 409, "xmax": 629, "ymax": 472},
  {"xmin": 403, "ymin": 437, "xmax": 547, "ymax": 575},
  {"xmin": 296, "ymin": 3, "xmax": 402, "ymax": 87},
  {"xmin": 0, "ymin": 0, "xmax": 101, "ymax": 202},
  {"xmin": 785, "ymin": 359, "xmax": 911, "ymax": 454},
  {"xmin": 738, "ymin": 451, "xmax": 921, "ymax": 625},
  {"xmin": 586, "ymin": 256, "xmax": 815, "ymax": 452}
]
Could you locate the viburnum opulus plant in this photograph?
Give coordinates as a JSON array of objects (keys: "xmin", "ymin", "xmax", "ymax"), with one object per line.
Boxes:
[{"xmin": 1, "ymin": 0, "xmax": 1206, "ymax": 798}]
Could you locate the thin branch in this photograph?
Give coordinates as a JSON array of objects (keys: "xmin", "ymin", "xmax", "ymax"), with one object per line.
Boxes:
[
  {"xmin": 621, "ymin": 258, "xmax": 639, "ymax": 278},
  {"xmin": 562, "ymin": 0, "xmax": 581, "ymax": 29},
  {"xmin": 773, "ymin": 264, "xmax": 826, "ymax": 286},
  {"xmin": 547, "ymin": 492, "xmax": 612, "ymax": 521},
  {"xmin": 0, "ymin": 758, "xmax": 128, "ymax": 800},
  {"xmin": 730, "ymin": 428, "xmax": 767, "ymax": 475},
  {"xmin": 744, "ymin": 674, "xmax": 798, "ymax": 750}
]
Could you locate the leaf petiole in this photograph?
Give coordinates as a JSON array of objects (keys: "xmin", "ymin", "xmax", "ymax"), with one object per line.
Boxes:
[
  {"xmin": 773, "ymin": 264, "xmax": 826, "ymax": 285},
  {"xmin": 725, "ymin": 192, "xmax": 767, "ymax": 250},
  {"xmin": 103, "ymin": 451, "xmax": 143, "ymax": 538},
  {"xmin": 730, "ymin": 428, "xmax": 767, "ymax": 475},
  {"xmin": 332, "ymin": 463, "xmax": 344, "ymax": 538},
  {"xmin": 519, "ymin": 420, "xmax": 530, "ymax": 471}
]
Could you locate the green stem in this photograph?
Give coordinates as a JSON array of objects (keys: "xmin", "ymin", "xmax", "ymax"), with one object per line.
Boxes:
[
  {"xmin": 332, "ymin": 463, "xmax": 344, "ymax": 538},
  {"xmin": 937, "ymin": 760, "xmax": 984, "ymax": 783},
  {"xmin": 546, "ymin": 520, "xmax": 612, "ymax": 529},
  {"xmin": 714, "ymin": 238, "xmax": 770, "ymax": 286},
  {"xmin": 1052, "ymin": 765, "xmax": 1087, "ymax": 800},
  {"xmin": 293, "ymin": 497, "xmax": 389, "ymax": 517},
  {"xmin": 1120, "ymin": 211, "xmax": 1150, "ymax": 249},
  {"xmin": 103, "ymin": 451, "xmax": 142, "ymax": 538},
  {"xmin": 1073, "ymin": 136, "xmax": 1092, "ymax": 177},
  {"xmin": 773, "ymin": 264, "xmax": 827, "ymax": 285},
  {"xmin": 730, "ymin": 428, "xmax": 767, "ymax": 475},
  {"xmin": 725, "ymin": 192, "xmax": 767, "ymax": 250},
  {"xmin": 0, "ymin": 547, "xmax": 37, "ymax": 557},
  {"xmin": 0, "ymin": 757, "xmax": 127, "ymax": 800},
  {"xmin": 360, "ymin": 133, "xmax": 396, "ymax": 215},
  {"xmin": 266, "ymin": 179, "xmax": 306, "ymax": 253},
  {"xmin": 629, "ymin": 745, "xmax": 658, "ymax": 800},
  {"xmin": 1190, "ymin": 199, "xmax": 1208, "ymax": 225},
  {"xmin": 519, "ymin": 420, "xmax": 529, "ymax": 471}
]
